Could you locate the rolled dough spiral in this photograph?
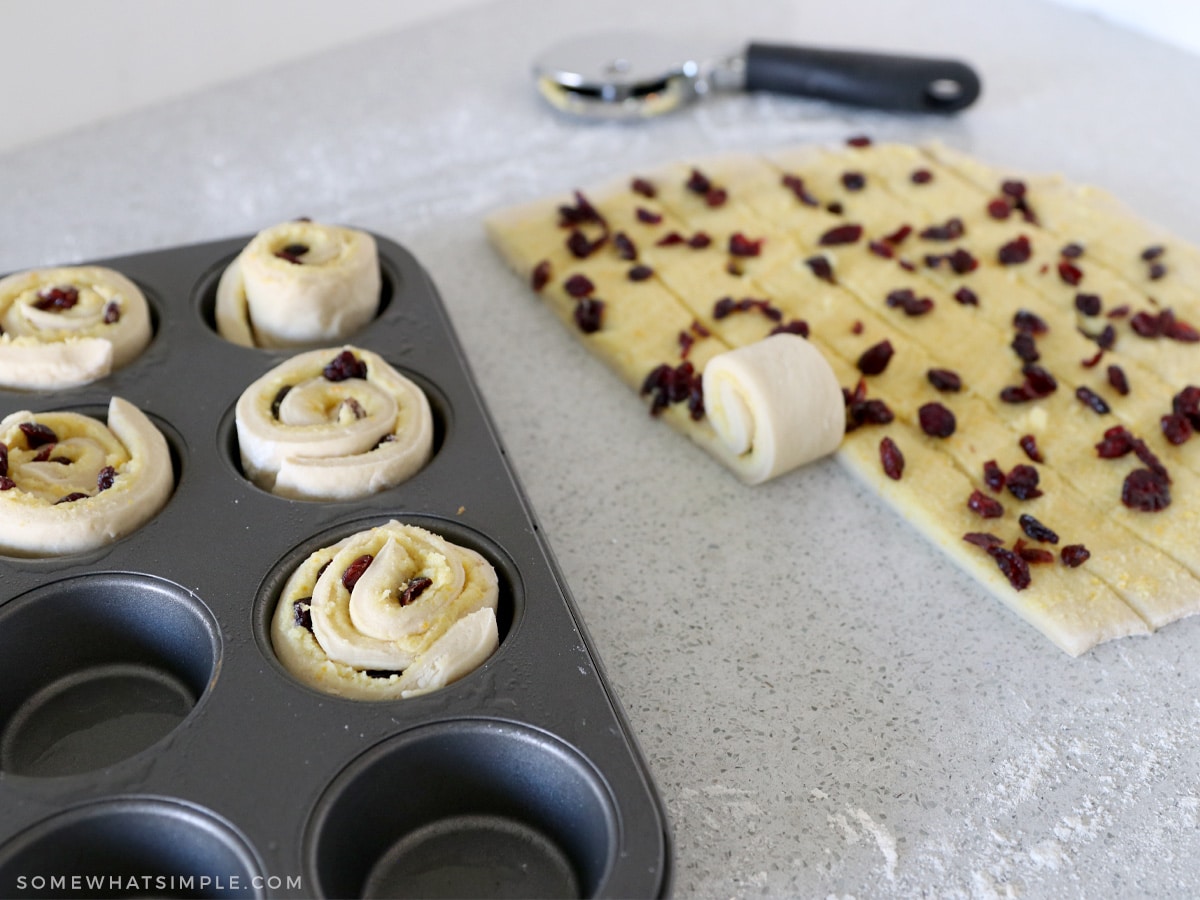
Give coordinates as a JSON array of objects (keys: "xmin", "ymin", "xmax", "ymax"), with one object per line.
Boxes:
[{"xmin": 271, "ymin": 520, "xmax": 500, "ymax": 700}]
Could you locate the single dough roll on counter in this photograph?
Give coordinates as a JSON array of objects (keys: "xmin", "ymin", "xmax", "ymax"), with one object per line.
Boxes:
[
  {"xmin": 236, "ymin": 346, "xmax": 433, "ymax": 501},
  {"xmin": 216, "ymin": 219, "xmax": 380, "ymax": 348},
  {"xmin": 271, "ymin": 520, "xmax": 500, "ymax": 700},
  {"xmin": 0, "ymin": 266, "xmax": 152, "ymax": 389},
  {"xmin": 702, "ymin": 334, "xmax": 845, "ymax": 484},
  {"xmin": 0, "ymin": 397, "xmax": 173, "ymax": 556}
]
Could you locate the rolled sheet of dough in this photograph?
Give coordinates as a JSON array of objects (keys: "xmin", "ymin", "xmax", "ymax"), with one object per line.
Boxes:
[
  {"xmin": 215, "ymin": 219, "xmax": 380, "ymax": 348},
  {"xmin": 0, "ymin": 266, "xmax": 152, "ymax": 389},
  {"xmin": 702, "ymin": 333, "xmax": 845, "ymax": 484},
  {"xmin": 271, "ymin": 520, "xmax": 500, "ymax": 700}
]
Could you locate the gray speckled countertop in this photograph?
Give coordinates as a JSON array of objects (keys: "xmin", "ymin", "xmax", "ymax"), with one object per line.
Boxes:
[{"xmin": 3, "ymin": 0, "xmax": 1200, "ymax": 895}]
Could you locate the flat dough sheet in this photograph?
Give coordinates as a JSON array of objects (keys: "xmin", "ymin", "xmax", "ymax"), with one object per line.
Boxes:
[{"xmin": 485, "ymin": 140, "xmax": 1200, "ymax": 657}]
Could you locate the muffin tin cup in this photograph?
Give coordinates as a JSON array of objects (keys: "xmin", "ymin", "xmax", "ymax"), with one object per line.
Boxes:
[{"xmin": 0, "ymin": 235, "xmax": 670, "ymax": 898}]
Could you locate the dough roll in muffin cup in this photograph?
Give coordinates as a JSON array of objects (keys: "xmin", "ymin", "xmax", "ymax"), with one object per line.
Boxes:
[
  {"xmin": 235, "ymin": 345, "xmax": 433, "ymax": 500},
  {"xmin": 0, "ymin": 397, "xmax": 173, "ymax": 557},
  {"xmin": 215, "ymin": 219, "xmax": 381, "ymax": 348},
  {"xmin": 0, "ymin": 266, "xmax": 152, "ymax": 390},
  {"xmin": 271, "ymin": 520, "xmax": 500, "ymax": 700}
]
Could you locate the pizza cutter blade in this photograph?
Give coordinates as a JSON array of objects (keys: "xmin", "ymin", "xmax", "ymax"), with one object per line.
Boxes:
[{"xmin": 534, "ymin": 30, "xmax": 981, "ymax": 120}]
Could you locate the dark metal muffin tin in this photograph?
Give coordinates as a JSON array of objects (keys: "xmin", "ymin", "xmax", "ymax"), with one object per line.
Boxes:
[{"xmin": 0, "ymin": 234, "xmax": 671, "ymax": 898}]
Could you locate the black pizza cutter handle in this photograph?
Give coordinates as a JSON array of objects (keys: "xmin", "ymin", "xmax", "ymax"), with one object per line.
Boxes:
[{"xmin": 743, "ymin": 43, "xmax": 981, "ymax": 113}]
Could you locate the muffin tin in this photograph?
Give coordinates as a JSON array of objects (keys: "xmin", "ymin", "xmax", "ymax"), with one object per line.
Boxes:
[{"xmin": 0, "ymin": 234, "xmax": 671, "ymax": 898}]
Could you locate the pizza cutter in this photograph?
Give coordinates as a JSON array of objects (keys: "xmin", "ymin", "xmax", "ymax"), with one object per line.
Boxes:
[{"xmin": 534, "ymin": 31, "xmax": 981, "ymax": 120}]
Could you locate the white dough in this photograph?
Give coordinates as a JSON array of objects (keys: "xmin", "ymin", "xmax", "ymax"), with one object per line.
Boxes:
[
  {"xmin": 0, "ymin": 397, "xmax": 173, "ymax": 557},
  {"xmin": 215, "ymin": 220, "xmax": 380, "ymax": 348},
  {"xmin": 235, "ymin": 346, "xmax": 433, "ymax": 501},
  {"xmin": 702, "ymin": 334, "xmax": 845, "ymax": 484}
]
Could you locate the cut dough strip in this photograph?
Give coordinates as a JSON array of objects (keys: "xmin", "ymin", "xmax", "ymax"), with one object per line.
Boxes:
[
  {"xmin": 0, "ymin": 397, "xmax": 173, "ymax": 557},
  {"xmin": 216, "ymin": 219, "xmax": 380, "ymax": 348},
  {"xmin": 271, "ymin": 520, "xmax": 500, "ymax": 700},
  {"xmin": 235, "ymin": 346, "xmax": 433, "ymax": 501},
  {"xmin": 0, "ymin": 266, "xmax": 152, "ymax": 389}
]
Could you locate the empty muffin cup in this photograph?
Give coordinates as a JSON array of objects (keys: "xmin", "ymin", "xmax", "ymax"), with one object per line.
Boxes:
[
  {"xmin": 0, "ymin": 797, "xmax": 262, "ymax": 899},
  {"xmin": 0, "ymin": 574, "xmax": 219, "ymax": 778},
  {"xmin": 306, "ymin": 720, "xmax": 618, "ymax": 899}
]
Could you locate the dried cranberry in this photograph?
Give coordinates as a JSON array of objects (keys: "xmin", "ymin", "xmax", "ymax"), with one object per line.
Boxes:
[
  {"xmin": 1075, "ymin": 386, "xmax": 1110, "ymax": 414},
  {"xmin": 851, "ymin": 320, "xmax": 864, "ymax": 335},
  {"xmin": 967, "ymin": 489, "xmax": 1004, "ymax": 518},
  {"xmin": 954, "ymin": 286, "xmax": 979, "ymax": 306},
  {"xmin": 54, "ymin": 492, "xmax": 89, "ymax": 505},
  {"xmin": 1060, "ymin": 545, "xmax": 1091, "ymax": 567},
  {"xmin": 97, "ymin": 466, "xmax": 116, "ymax": 492},
  {"xmin": 868, "ymin": 240, "xmax": 895, "ymax": 260},
  {"xmin": 34, "ymin": 285, "xmax": 80, "ymax": 311},
  {"xmin": 631, "ymin": 177, "xmax": 656, "ymax": 198},
  {"xmin": 1094, "ymin": 324, "xmax": 1116, "ymax": 350},
  {"xmin": 1106, "ymin": 365, "xmax": 1129, "ymax": 396},
  {"xmin": 1173, "ymin": 386, "xmax": 1200, "ymax": 427},
  {"xmin": 1022, "ymin": 364, "xmax": 1057, "ymax": 396},
  {"xmin": 1141, "ymin": 245, "xmax": 1165, "ymax": 261},
  {"xmin": 1057, "ymin": 260, "xmax": 1083, "ymax": 286},
  {"xmin": 857, "ymin": 339, "xmax": 894, "ymax": 375},
  {"xmin": 781, "ymin": 174, "xmax": 819, "ymax": 206},
  {"xmin": 0, "ymin": 443, "xmax": 6, "ymax": 477},
  {"xmin": 341, "ymin": 555, "xmax": 374, "ymax": 591},
  {"xmin": 99, "ymin": 301, "xmax": 119, "ymax": 324},
  {"xmin": 689, "ymin": 232, "xmax": 712, "ymax": 249},
  {"xmin": 880, "ymin": 436, "xmax": 904, "ymax": 480},
  {"xmin": 613, "ymin": 233, "xmax": 638, "ymax": 262},
  {"xmin": 271, "ymin": 386, "xmax": 291, "ymax": 420},
  {"xmin": 983, "ymin": 460, "xmax": 1005, "ymax": 492},
  {"xmin": 1075, "ymin": 293, "xmax": 1102, "ymax": 316},
  {"xmin": 566, "ymin": 229, "xmax": 605, "ymax": 258},
  {"xmin": 841, "ymin": 171, "xmax": 866, "ymax": 191},
  {"xmin": 1122, "ymin": 468, "xmax": 1171, "ymax": 511},
  {"xmin": 1000, "ymin": 385, "xmax": 1035, "ymax": 404},
  {"xmin": 1014, "ymin": 310, "xmax": 1049, "ymax": 335},
  {"xmin": 885, "ymin": 288, "xmax": 934, "ymax": 316},
  {"xmin": 633, "ymin": 207, "xmax": 662, "ymax": 226},
  {"xmin": 1095, "ymin": 426, "xmax": 1135, "ymax": 458},
  {"xmin": 1107, "ymin": 305, "xmax": 1130, "ymax": 319},
  {"xmin": 1006, "ymin": 464, "xmax": 1043, "ymax": 500},
  {"xmin": 19, "ymin": 422, "xmax": 57, "ymax": 448},
  {"xmin": 1130, "ymin": 310, "xmax": 1161, "ymax": 337},
  {"xmin": 770, "ymin": 319, "xmax": 810, "ymax": 338},
  {"xmin": 705, "ymin": 188, "xmax": 728, "ymax": 207},
  {"xmin": 998, "ymin": 235, "xmax": 1033, "ymax": 265},
  {"xmin": 685, "ymin": 169, "xmax": 712, "ymax": 195},
  {"xmin": 628, "ymin": 264, "xmax": 654, "ymax": 282},
  {"xmin": 1148, "ymin": 262, "xmax": 1167, "ymax": 280},
  {"xmin": 1162, "ymin": 413, "xmax": 1193, "ymax": 445},
  {"xmin": 987, "ymin": 198, "xmax": 1012, "ymax": 220},
  {"xmin": 947, "ymin": 249, "xmax": 979, "ymax": 274},
  {"xmin": 564, "ymin": 274, "xmax": 594, "ymax": 297},
  {"xmin": 574, "ymin": 298, "xmax": 604, "ymax": 333},
  {"xmin": 911, "ymin": 169, "xmax": 933, "ymax": 184},
  {"xmin": 805, "ymin": 255, "xmax": 836, "ymax": 283},
  {"xmin": 918, "ymin": 217, "xmax": 965, "ymax": 241},
  {"xmin": 847, "ymin": 398, "xmax": 894, "ymax": 430},
  {"xmin": 398, "ymin": 576, "xmax": 433, "ymax": 606},
  {"xmin": 729, "ymin": 233, "xmax": 763, "ymax": 257},
  {"xmin": 1019, "ymin": 434, "xmax": 1043, "ymax": 462},
  {"xmin": 1165, "ymin": 316, "xmax": 1200, "ymax": 342},
  {"xmin": 918, "ymin": 402, "xmax": 956, "ymax": 438},
  {"xmin": 557, "ymin": 191, "xmax": 604, "ymax": 228},
  {"xmin": 1011, "ymin": 332, "xmax": 1039, "ymax": 363},
  {"xmin": 324, "ymin": 351, "xmax": 367, "ymax": 382},
  {"xmin": 1061, "ymin": 242, "xmax": 1084, "ymax": 258},
  {"xmin": 819, "ymin": 224, "xmax": 863, "ymax": 246},
  {"xmin": 274, "ymin": 243, "xmax": 309, "ymax": 264},
  {"xmin": 531, "ymin": 260, "xmax": 551, "ymax": 292},
  {"xmin": 1015, "ymin": 541, "xmax": 1055, "ymax": 564},
  {"xmin": 847, "ymin": 135, "xmax": 872, "ymax": 147},
  {"xmin": 988, "ymin": 546, "xmax": 1032, "ymax": 590},
  {"xmin": 0, "ymin": 476, "xmax": 14, "ymax": 491},
  {"xmin": 883, "ymin": 224, "xmax": 912, "ymax": 245},
  {"xmin": 927, "ymin": 368, "xmax": 962, "ymax": 392},
  {"xmin": 1018, "ymin": 513, "xmax": 1059, "ymax": 543},
  {"xmin": 964, "ymin": 532, "xmax": 1004, "ymax": 549},
  {"xmin": 293, "ymin": 598, "xmax": 314, "ymax": 632}
]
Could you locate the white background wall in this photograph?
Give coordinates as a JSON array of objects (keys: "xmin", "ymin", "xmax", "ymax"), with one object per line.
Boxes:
[{"xmin": 1, "ymin": 0, "xmax": 1197, "ymax": 153}]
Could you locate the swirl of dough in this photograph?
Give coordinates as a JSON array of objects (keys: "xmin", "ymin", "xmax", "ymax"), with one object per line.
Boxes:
[
  {"xmin": 236, "ymin": 346, "xmax": 433, "ymax": 500},
  {"xmin": 701, "ymin": 334, "xmax": 846, "ymax": 485},
  {"xmin": 271, "ymin": 520, "xmax": 500, "ymax": 700},
  {"xmin": 0, "ymin": 397, "xmax": 173, "ymax": 557},
  {"xmin": 0, "ymin": 266, "xmax": 152, "ymax": 389},
  {"xmin": 215, "ymin": 220, "xmax": 380, "ymax": 348}
]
